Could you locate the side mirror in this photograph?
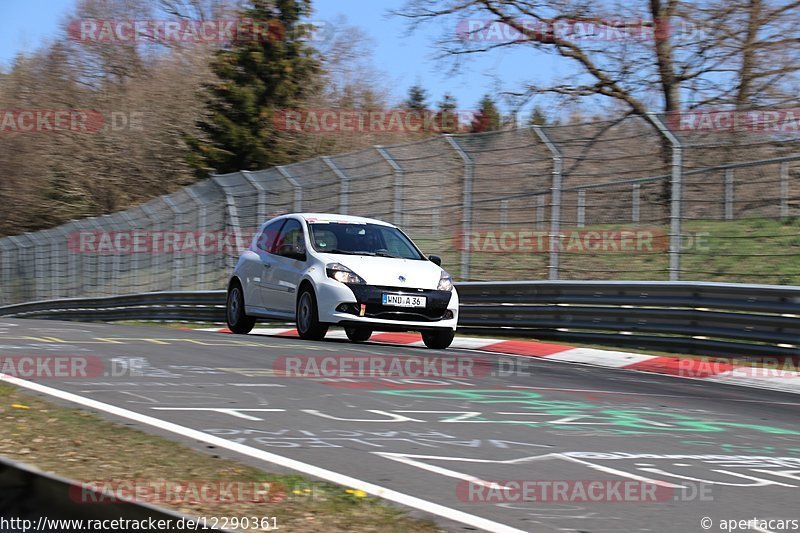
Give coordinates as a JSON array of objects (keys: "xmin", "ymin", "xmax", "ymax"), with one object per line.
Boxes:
[{"xmin": 429, "ymin": 255, "xmax": 442, "ymax": 266}]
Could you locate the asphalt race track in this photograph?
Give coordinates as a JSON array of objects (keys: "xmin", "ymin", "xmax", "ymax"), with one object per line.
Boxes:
[{"xmin": 1, "ymin": 319, "xmax": 799, "ymax": 533}]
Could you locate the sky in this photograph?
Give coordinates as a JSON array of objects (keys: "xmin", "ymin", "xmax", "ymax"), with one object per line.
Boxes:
[{"xmin": 0, "ymin": 0, "xmax": 556, "ymax": 115}]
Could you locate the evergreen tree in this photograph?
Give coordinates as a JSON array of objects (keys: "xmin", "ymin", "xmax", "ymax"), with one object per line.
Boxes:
[
  {"xmin": 470, "ymin": 94, "xmax": 502, "ymax": 133},
  {"xmin": 435, "ymin": 92, "xmax": 459, "ymax": 134},
  {"xmin": 404, "ymin": 84, "xmax": 428, "ymax": 111},
  {"xmin": 529, "ymin": 106, "xmax": 548, "ymax": 126},
  {"xmin": 190, "ymin": 0, "xmax": 321, "ymax": 175}
]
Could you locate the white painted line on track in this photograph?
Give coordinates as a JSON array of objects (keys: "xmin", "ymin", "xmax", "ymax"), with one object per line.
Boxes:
[{"xmin": 0, "ymin": 372, "xmax": 527, "ymax": 533}]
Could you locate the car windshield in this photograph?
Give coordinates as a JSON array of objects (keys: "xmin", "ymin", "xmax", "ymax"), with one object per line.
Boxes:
[{"xmin": 308, "ymin": 222, "xmax": 424, "ymax": 260}]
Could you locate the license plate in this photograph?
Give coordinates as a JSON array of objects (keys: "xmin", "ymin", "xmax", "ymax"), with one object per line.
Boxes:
[{"xmin": 382, "ymin": 294, "xmax": 426, "ymax": 308}]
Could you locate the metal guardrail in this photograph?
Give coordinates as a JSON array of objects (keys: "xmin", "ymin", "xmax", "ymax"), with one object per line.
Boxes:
[
  {"xmin": 0, "ymin": 456, "xmax": 226, "ymax": 531},
  {"xmin": 0, "ymin": 282, "xmax": 798, "ymax": 357}
]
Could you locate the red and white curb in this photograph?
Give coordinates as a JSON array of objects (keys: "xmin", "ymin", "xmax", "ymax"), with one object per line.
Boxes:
[{"xmin": 200, "ymin": 328, "xmax": 800, "ymax": 395}]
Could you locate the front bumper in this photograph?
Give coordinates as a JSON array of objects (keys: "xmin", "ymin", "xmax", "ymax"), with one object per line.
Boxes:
[{"xmin": 316, "ymin": 280, "xmax": 459, "ymax": 331}]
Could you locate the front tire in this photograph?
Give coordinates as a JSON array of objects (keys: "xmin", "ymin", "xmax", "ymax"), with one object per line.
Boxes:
[
  {"xmin": 296, "ymin": 287, "xmax": 328, "ymax": 341},
  {"xmin": 345, "ymin": 327, "xmax": 372, "ymax": 342},
  {"xmin": 227, "ymin": 283, "xmax": 255, "ymax": 334},
  {"xmin": 422, "ymin": 329, "xmax": 455, "ymax": 349}
]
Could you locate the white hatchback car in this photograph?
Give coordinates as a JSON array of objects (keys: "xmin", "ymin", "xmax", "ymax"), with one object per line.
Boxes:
[{"xmin": 226, "ymin": 213, "xmax": 459, "ymax": 349}]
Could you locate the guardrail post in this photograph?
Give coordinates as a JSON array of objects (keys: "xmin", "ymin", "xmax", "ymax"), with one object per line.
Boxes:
[
  {"xmin": 322, "ymin": 156, "xmax": 350, "ymax": 215},
  {"xmin": 277, "ymin": 166, "xmax": 303, "ymax": 212},
  {"xmin": 780, "ymin": 162, "xmax": 789, "ymax": 220},
  {"xmin": 577, "ymin": 189, "xmax": 586, "ymax": 228},
  {"xmin": 445, "ymin": 135, "xmax": 474, "ymax": 280},
  {"xmin": 185, "ymin": 187, "xmax": 208, "ymax": 289},
  {"xmin": 647, "ymin": 113, "xmax": 683, "ymax": 282},
  {"xmin": 632, "ymin": 183, "xmax": 641, "ymax": 223},
  {"xmin": 533, "ymin": 126, "xmax": 562, "ymax": 280},
  {"xmin": 375, "ymin": 146, "xmax": 405, "ymax": 226},
  {"xmin": 724, "ymin": 169, "xmax": 734, "ymax": 220}
]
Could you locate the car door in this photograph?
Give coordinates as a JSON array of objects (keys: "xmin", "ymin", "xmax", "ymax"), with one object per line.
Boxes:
[
  {"xmin": 267, "ymin": 218, "xmax": 308, "ymax": 314},
  {"xmin": 250, "ymin": 219, "xmax": 285, "ymax": 310}
]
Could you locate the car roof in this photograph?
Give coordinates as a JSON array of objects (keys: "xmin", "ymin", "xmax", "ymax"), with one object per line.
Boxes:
[{"xmin": 293, "ymin": 213, "xmax": 396, "ymax": 227}]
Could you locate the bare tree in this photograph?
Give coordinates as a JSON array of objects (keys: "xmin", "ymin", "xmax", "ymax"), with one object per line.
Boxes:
[{"xmin": 397, "ymin": 0, "xmax": 799, "ymax": 115}]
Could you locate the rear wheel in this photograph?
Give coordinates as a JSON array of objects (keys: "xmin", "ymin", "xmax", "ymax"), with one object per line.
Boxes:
[
  {"xmin": 296, "ymin": 287, "xmax": 328, "ymax": 341},
  {"xmin": 227, "ymin": 283, "xmax": 255, "ymax": 334},
  {"xmin": 422, "ymin": 329, "xmax": 455, "ymax": 349},
  {"xmin": 345, "ymin": 327, "xmax": 372, "ymax": 343}
]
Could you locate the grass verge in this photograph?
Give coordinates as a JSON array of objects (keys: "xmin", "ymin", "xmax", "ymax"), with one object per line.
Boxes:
[{"xmin": 0, "ymin": 383, "xmax": 442, "ymax": 532}]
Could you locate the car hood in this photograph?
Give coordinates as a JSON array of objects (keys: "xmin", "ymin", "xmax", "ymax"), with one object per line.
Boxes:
[{"xmin": 318, "ymin": 254, "xmax": 445, "ymax": 290}]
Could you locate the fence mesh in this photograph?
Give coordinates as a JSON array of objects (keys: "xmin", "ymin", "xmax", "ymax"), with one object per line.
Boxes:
[{"xmin": 1, "ymin": 113, "xmax": 799, "ymax": 305}]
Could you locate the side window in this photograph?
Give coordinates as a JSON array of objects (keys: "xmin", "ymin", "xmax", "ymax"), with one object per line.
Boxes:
[
  {"xmin": 255, "ymin": 220, "xmax": 284, "ymax": 252},
  {"xmin": 272, "ymin": 219, "xmax": 306, "ymax": 260}
]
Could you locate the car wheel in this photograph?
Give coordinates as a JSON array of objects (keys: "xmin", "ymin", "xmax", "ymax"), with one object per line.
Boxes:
[
  {"xmin": 227, "ymin": 283, "xmax": 256, "ymax": 334},
  {"xmin": 345, "ymin": 327, "xmax": 372, "ymax": 343},
  {"xmin": 296, "ymin": 287, "xmax": 328, "ymax": 341},
  {"xmin": 421, "ymin": 329, "xmax": 455, "ymax": 349}
]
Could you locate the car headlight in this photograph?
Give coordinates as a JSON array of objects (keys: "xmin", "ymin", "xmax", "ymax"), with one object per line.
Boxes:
[
  {"xmin": 326, "ymin": 263, "xmax": 366, "ymax": 284},
  {"xmin": 437, "ymin": 271, "xmax": 453, "ymax": 291}
]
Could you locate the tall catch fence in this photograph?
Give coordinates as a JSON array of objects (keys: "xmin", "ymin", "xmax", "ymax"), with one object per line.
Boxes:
[{"xmin": 1, "ymin": 112, "xmax": 799, "ymax": 305}]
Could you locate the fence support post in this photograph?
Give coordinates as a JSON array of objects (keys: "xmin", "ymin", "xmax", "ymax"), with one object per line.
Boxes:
[
  {"xmin": 241, "ymin": 170, "xmax": 267, "ymax": 222},
  {"xmin": 0, "ymin": 239, "xmax": 11, "ymax": 305},
  {"xmin": 632, "ymin": 183, "xmax": 641, "ymax": 223},
  {"xmin": 211, "ymin": 175, "xmax": 245, "ymax": 270},
  {"xmin": 163, "ymin": 197, "xmax": 183, "ymax": 292},
  {"xmin": 724, "ymin": 169, "xmax": 734, "ymax": 221},
  {"xmin": 277, "ymin": 166, "xmax": 303, "ymax": 213},
  {"xmin": 647, "ymin": 113, "xmax": 683, "ymax": 282},
  {"xmin": 533, "ymin": 126, "xmax": 562, "ymax": 280},
  {"xmin": 445, "ymin": 135, "xmax": 474, "ymax": 280},
  {"xmin": 375, "ymin": 146, "xmax": 405, "ymax": 226},
  {"xmin": 322, "ymin": 157, "xmax": 350, "ymax": 215},
  {"xmin": 780, "ymin": 162, "xmax": 789, "ymax": 220},
  {"xmin": 577, "ymin": 189, "xmax": 586, "ymax": 228},
  {"xmin": 119, "ymin": 212, "xmax": 141, "ymax": 294},
  {"xmin": 185, "ymin": 188, "xmax": 208, "ymax": 289},
  {"xmin": 140, "ymin": 204, "xmax": 163, "ymax": 292}
]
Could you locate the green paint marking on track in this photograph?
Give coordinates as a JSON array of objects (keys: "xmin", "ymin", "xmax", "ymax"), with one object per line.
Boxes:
[{"xmin": 376, "ymin": 389, "xmax": 800, "ymax": 435}]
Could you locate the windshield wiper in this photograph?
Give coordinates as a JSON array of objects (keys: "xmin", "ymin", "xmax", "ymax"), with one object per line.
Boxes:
[
  {"xmin": 324, "ymin": 249, "xmax": 372, "ymax": 256},
  {"xmin": 374, "ymin": 251, "xmax": 404, "ymax": 258}
]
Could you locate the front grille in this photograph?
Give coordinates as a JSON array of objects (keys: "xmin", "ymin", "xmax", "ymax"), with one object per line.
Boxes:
[{"xmin": 344, "ymin": 284, "xmax": 453, "ymax": 322}]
